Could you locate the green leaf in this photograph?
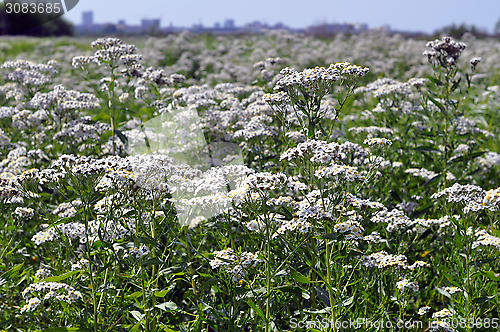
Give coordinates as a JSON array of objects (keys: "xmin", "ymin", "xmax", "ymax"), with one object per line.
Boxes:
[
  {"xmin": 95, "ymin": 282, "xmax": 114, "ymax": 293},
  {"xmin": 450, "ymin": 77, "xmax": 462, "ymax": 92},
  {"xmin": 273, "ymin": 285, "xmax": 302, "ymax": 296},
  {"xmin": 130, "ymin": 310, "xmax": 144, "ymax": 322},
  {"xmin": 303, "ymin": 307, "xmax": 331, "ymax": 314},
  {"xmin": 427, "ymin": 95, "xmax": 445, "ymax": 113},
  {"xmin": 247, "ymin": 298, "xmax": 266, "ymax": 321},
  {"xmin": 317, "ymin": 232, "xmax": 337, "ymax": 240},
  {"xmin": 42, "ymin": 270, "xmax": 82, "ymax": 282},
  {"xmin": 274, "ymin": 270, "xmax": 288, "ymax": 277},
  {"xmin": 448, "ymin": 151, "xmax": 486, "ymax": 164},
  {"xmin": 130, "ymin": 321, "xmax": 142, "ymax": 332},
  {"xmin": 137, "ymin": 236, "xmax": 157, "ymax": 246},
  {"xmin": 280, "ymin": 206, "xmax": 293, "ymax": 220},
  {"xmin": 472, "ymin": 295, "xmax": 497, "ymax": 304},
  {"xmin": 290, "ymin": 269, "xmax": 311, "ymax": 284},
  {"xmin": 426, "ymin": 76, "xmax": 443, "ymax": 86},
  {"xmin": 411, "ymin": 203, "xmax": 434, "ymax": 218},
  {"xmin": 315, "ymin": 286, "xmax": 330, "ymax": 306},
  {"xmin": 481, "ymin": 271, "xmax": 500, "ymax": 281},
  {"xmin": 423, "ymin": 173, "xmax": 442, "ymax": 187},
  {"xmin": 412, "ymin": 145, "xmax": 440, "ymax": 152},
  {"xmin": 2, "ymin": 262, "xmax": 24, "ymax": 280},
  {"xmin": 125, "ymin": 291, "xmax": 143, "ymax": 299},
  {"xmin": 115, "ymin": 129, "xmax": 129, "ymax": 145},
  {"xmin": 335, "ymin": 296, "xmax": 354, "ymax": 308},
  {"xmin": 142, "ymin": 258, "xmax": 164, "ymax": 266},
  {"xmin": 155, "ymin": 302, "xmax": 178, "ymax": 311},
  {"xmin": 154, "ymin": 289, "xmax": 170, "ymax": 298},
  {"xmin": 470, "ymin": 257, "xmax": 497, "ymax": 267}
]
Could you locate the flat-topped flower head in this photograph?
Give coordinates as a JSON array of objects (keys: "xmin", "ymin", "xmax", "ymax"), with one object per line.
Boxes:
[
  {"xmin": 210, "ymin": 248, "xmax": 263, "ymax": 283},
  {"xmin": 432, "ymin": 308, "xmax": 453, "ymax": 319},
  {"xmin": 418, "ymin": 306, "xmax": 431, "ymax": 316},
  {"xmin": 364, "ymin": 137, "xmax": 392, "ymax": 147},
  {"xmin": 424, "ymin": 36, "xmax": 466, "ymax": 67},
  {"xmin": 396, "ymin": 278, "xmax": 419, "ymax": 292},
  {"xmin": 263, "ymin": 91, "xmax": 290, "ymax": 105},
  {"xmin": 274, "ymin": 63, "xmax": 368, "ymax": 96}
]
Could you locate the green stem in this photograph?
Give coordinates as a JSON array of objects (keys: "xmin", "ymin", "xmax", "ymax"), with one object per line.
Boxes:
[
  {"xmin": 265, "ymin": 238, "xmax": 271, "ymax": 332},
  {"xmin": 82, "ymin": 198, "xmax": 98, "ymax": 332},
  {"xmin": 325, "ymin": 239, "xmax": 337, "ymax": 332},
  {"xmin": 140, "ymin": 265, "xmax": 150, "ymax": 332}
]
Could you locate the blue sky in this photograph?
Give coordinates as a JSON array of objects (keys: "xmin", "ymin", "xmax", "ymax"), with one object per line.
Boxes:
[{"xmin": 64, "ymin": 0, "xmax": 500, "ymax": 33}]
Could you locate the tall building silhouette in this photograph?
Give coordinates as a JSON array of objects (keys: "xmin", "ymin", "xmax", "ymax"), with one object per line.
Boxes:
[{"xmin": 82, "ymin": 11, "xmax": 93, "ymax": 27}]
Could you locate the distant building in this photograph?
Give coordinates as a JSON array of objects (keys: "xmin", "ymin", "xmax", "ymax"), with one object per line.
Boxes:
[
  {"xmin": 223, "ymin": 19, "xmax": 235, "ymax": 30},
  {"xmin": 358, "ymin": 23, "xmax": 369, "ymax": 32},
  {"xmin": 117, "ymin": 20, "xmax": 127, "ymax": 32},
  {"xmin": 305, "ymin": 23, "xmax": 364, "ymax": 36},
  {"xmin": 82, "ymin": 11, "xmax": 93, "ymax": 27},
  {"xmin": 142, "ymin": 19, "xmax": 160, "ymax": 31},
  {"xmin": 245, "ymin": 21, "xmax": 264, "ymax": 33}
]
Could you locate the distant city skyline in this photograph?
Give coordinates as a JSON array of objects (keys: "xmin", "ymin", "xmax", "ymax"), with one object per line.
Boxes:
[
  {"xmin": 63, "ymin": 0, "xmax": 500, "ymax": 34},
  {"xmin": 76, "ymin": 11, "xmax": 369, "ymax": 35}
]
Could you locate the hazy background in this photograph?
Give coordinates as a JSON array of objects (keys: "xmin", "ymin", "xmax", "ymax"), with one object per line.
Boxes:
[{"xmin": 64, "ymin": 0, "xmax": 500, "ymax": 33}]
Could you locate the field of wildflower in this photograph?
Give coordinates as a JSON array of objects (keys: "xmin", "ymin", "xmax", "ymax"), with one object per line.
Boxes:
[{"xmin": 0, "ymin": 30, "xmax": 499, "ymax": 332}]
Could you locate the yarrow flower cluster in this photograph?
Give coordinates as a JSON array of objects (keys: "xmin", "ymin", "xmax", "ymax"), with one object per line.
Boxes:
[
  {"xmin": 470, "ymin": 57, "xmax": 481, "ymax": 70},
  {"xmin": 126, "ymin": 244, "xmax": 150, "ymax": 259},
  {"xmin": 274, "ymin": 63, "xmax": 369, "ymax": 95},
  {"xmin": 1, "ymin": 59, "xmax": 58, "ymax": 87},
  {"xmin": 443, "ymin": 286, "xmax": 463, "ymax": 295},
  {"xmin": 34, "ymin": 267, "xmax": 51, "ymax": 281},
  {"xmin": 334, "ymin": 213, "xmax": 364, "ymax": 240},
  {"xmin": 418, "ymin": 306, "xmax": 431, "ymax": 315},
  {"xmin": 31, "ymin": 215, "xmax": 138, "ymax": 246},
  {"xmin": 371, "ymin": 209, "xmax": 411, "ymax": 232},
  {"xmin": 432, "ymin": 308, "xmax": 453, "ymax": 319},
  {"xmin": 361, "ymin": 251, "xmax": 428, "ymax": 270},
  {"xmin": 71, "ymin": 258, "xmax": 89, "ymax": 271},
  {"xmin": 349, "ymin": 126, "xmax": 394, "ymax": 135},
  {"xmin": 273, "ymin": 217, "xmax": 312, "ymax": 238},
  {"xmin": 363, "ymin": 137, "xmax": 392, "ymax": 147},
  {"xmin": 52, "ymin": 199, "xmax": 82, "ymax": 219},
  {"xmin": 14, "ymin": 207, "xmax": 34, "ymax": 219},
  {"xmin": 431, "ymin": 183, "xmax": 485, "ymax": 204},
  {"xmin": 343, "ymin": 192, "xmax": 385, "ymax": 210},
  {"xmin": 396, "ymin": 278, "xmax": 419, "ymax": 292},
  {"xmin": 424, "ymin": 36, "xmax": 467, "ymax": 67},
  {"xmin": 280, "ymin": 139, "xmax": 344, "ymax": 163},
  {"xmin": 263, "ymin": 91, "xmax": 290, "ymax": 105},
  {"xmin": 21, "ymin": 281, "xmax": 82, "ymax": 313},
  {"xmin": 209, "ymin": 248, "xmax": 263, "ymax": 283},
  {"xmin": 471, "ymin": 229, "xmax": 500, "ymax": 251},
  {"xmin": 432, "ymin": 184, "xmax": 500, "ymax": 214},
  {"xmin": 315, "ymin": 164, "xmax": 366, "ymax": 182},
  {"xmin": 30, "ymin": 85, "xmax": 100, "ymax": 112},
  {"xmin": 405, "ymin": 167, "xmax": 439, "ymax": 181},
  {"xmin": 483, "ymin": 187, "xmax": 500, "ymax": 210},
  {"xmin": 72, "ymin": 38, "xmax": 138, "ymax": 68},
  {"xmin": 355, "ymin": 77, "xmax": 413, "ymax": 98}
]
